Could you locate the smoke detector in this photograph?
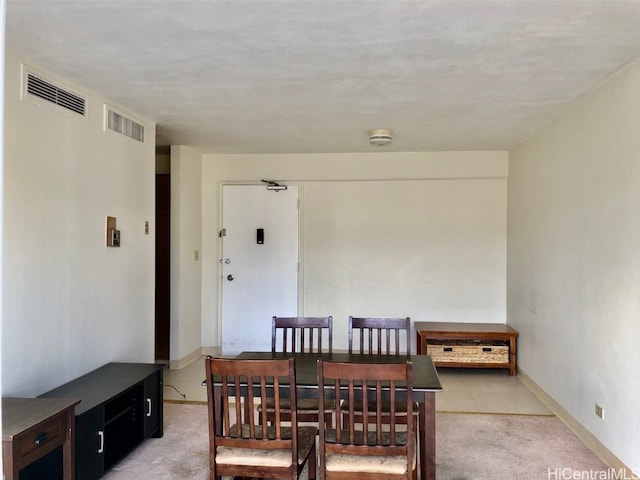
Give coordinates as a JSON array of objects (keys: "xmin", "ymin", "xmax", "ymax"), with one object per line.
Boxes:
[{"xmin": 369, "ymin": 128, "xmax": 393, "ymax": 146}]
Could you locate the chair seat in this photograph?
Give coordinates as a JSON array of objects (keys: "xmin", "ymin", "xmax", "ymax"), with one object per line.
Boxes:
[
  {"xmin": 341, "ymin": 399, "xmax": 418, "ymax": 415},
  {"xmin": 217, "ymin": 425, "xmax": 318, "ymax": 467},
  {"xmin": 324, "ymin": 429, "xmax": 416, "ymax": 474},
  {"xmin": 261, "ymin": 396, "xmax": 336, "ymax": 413},
  {"xmin": 326, "ymin": 451, "xmax": 414, "ymax": 475}
]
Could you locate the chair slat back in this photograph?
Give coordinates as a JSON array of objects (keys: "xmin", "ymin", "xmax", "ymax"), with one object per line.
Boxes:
[
  {"xmin": 348, "ymin": 316, "xmax": 411, "ymax": 355},
  {"xmin": 272, "ymin": 316, "xmax": 333, "ymax": 353},
  {"xmin": 318, "ymin": 360, "xmax": 414, "ymax": 477},
  {"xmin": 205, "ymin": 357, "xmax": 298, "ymax": 454}
]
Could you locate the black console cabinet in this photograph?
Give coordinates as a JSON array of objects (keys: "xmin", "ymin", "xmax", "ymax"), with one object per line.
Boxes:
[{"xmin": 40, "ymin": 363, "xmax": 163, "ymax": 480}]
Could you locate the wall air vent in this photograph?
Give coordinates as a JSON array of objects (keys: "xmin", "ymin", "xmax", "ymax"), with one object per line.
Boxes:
[
  {"xmin": 25, "ymin": 72, "xmax": 86, "ymax": 115},
  {"xmin": 106, "ymin": 107, "xmax": 145, "ymax": 143}
]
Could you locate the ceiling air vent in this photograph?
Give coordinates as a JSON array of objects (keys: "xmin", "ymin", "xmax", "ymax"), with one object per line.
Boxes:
[
  {"xmin": 26, "ymin": 72, "xmax": 86, "ymax": 115},
  {"xmin": 106, "ymin": 107, "xmax": 145, "ymax": 143}
]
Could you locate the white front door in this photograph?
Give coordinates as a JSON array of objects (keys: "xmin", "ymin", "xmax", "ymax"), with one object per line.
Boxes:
[{"xmin": 220, "ymin": 185, "xmax": 299, "ymax": 354}]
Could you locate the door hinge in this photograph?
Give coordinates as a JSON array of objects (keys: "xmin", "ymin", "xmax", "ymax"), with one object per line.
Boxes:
[{"xmin": 219, "ymin": 228, "xmax": 226, "ymax": 237}]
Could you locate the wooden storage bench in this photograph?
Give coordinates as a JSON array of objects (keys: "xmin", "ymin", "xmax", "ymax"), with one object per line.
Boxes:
[{"xmin": 415, "ymin": 322, "xmax": 519, "ymax": 376}]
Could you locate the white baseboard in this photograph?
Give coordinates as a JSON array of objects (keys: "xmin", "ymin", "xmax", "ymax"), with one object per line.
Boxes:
[
  {"xmin": 169, "ymin": 348, "xmax": 202, "ymax": 370},
  {"xmin": 169, "ymin": 346, "xmax": 224, "ymax": 370},
  {"xmin": 518, "ymin": 368, "xmax": 633, "ymax": 474},
  {"xmin": 201, "ymin": 346, "xmax": 221, "ymax": 357}
]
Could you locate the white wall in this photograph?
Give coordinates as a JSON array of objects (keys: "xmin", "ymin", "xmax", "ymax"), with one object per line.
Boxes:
[
  {"xmin": 170, "ymin": 145, "xmax": 202, "ymax": 363},
  {"xmin": 1, "ymin": 0, "xmax": 5, "ymax": 414},
  {"xmin": 508, "ymin": 58, "xmax": 640, "ymax": 469},
  {"xmin": 303, "ymin": 179, "xmax": 506, "ymax": 347},
  {"xmin": 2, "ymin": 52, "xmax": 156, "ymax": 395},
  {"xmin": 199, "ymin": 151, "xmax": 507, "ymax": 350}
]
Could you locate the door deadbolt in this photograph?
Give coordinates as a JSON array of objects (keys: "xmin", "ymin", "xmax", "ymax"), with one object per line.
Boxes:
[{"xmin": 227, "ymin": 275, "xmax": 234, "ymax": 281}]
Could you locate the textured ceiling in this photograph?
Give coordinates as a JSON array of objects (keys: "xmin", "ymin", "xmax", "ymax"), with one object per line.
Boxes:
[{"xmin": 6, "ymin": 1, "xmax": 640, "ymax": 154}]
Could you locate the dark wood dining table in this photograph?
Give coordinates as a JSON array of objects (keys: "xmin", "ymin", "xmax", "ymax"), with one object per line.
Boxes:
[{"xmin": 227, "ymin": 351, "xmax": 443, "ymax": 480}]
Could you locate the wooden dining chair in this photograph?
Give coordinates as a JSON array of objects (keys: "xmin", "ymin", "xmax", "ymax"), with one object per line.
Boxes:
[
  {"xmin": 348, "ymin": 316, "xmax": 411, "ymax": 356},
  {"xmin": 204, "ymin": 356, "xmax": 317, "ymax": 480},
  {"xmin": 259, "ymin": 316, "xmax": 335, "ymax": 427},
  {"xmin": 344, "ymin": 316, "xmax": 415, "ymax": 428},
  {"xmin": 317, "ymin": 359, "xmax": 416, "ymax": 480},
  {"xmin": 272, "ymin": 316, "xmax": 333, "ymax": 354}
]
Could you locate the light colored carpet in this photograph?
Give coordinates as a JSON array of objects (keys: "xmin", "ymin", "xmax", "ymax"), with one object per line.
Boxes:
[
  {"xmin": 435, "ymin": 412, "xmax": 608, "ymax": 479},
  {"xmin": 102, "ymin": 402, "xmax": 609, "ymax": 480}
]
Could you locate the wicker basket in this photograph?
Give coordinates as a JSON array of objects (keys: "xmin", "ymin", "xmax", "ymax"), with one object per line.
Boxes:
[{"xmin": 427, "ymin": 343, "xmax": 509, "ymax": 364}]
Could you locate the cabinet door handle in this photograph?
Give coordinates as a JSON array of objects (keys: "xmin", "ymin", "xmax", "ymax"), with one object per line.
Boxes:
[
  {"xmin": 34, "ymin": 432, "xmax": 49, "ymax": 445},
  {"xmin": 146, "ymin": 398, "xmax": 152, "ymax": 417},
  {"xmin": 97, "ymin": 430, "xmax": 104, "ymax": 454}
]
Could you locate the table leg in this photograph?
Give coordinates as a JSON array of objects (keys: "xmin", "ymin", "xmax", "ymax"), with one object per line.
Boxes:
[
  {"xmin": 509, "ymin": 336, "xmax": 517, "ymax": 376},
  {"xmin": 419, "ymin": 392, "xmax": 436, "ymax": 480},
  {"xmin": 3, "ymin": 443, "xmax": 16, "ymax": 480},
  {"xmin": 63, "ymin": 409, "xmax": 75, "ymax": 480}
]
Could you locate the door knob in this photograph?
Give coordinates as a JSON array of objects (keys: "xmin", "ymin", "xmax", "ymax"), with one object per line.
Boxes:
[{"xmin": 227, "ymin": 274, "xmax": 234, "ymax": 281}]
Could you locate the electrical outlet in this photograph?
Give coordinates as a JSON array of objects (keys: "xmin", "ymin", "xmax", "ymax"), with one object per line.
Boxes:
[{"xmin": 595, "ymin": 404, "xmax": 604, "ymax": 420}]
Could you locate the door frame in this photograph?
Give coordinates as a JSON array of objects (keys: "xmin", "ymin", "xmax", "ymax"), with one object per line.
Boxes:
[
  {"xmin": 154, "ymin": 172, "xmax": 170, "ymax": 363},
  {"xmin": 216, "ymin": 181, "xmax": 304, "ymax": 349}
]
